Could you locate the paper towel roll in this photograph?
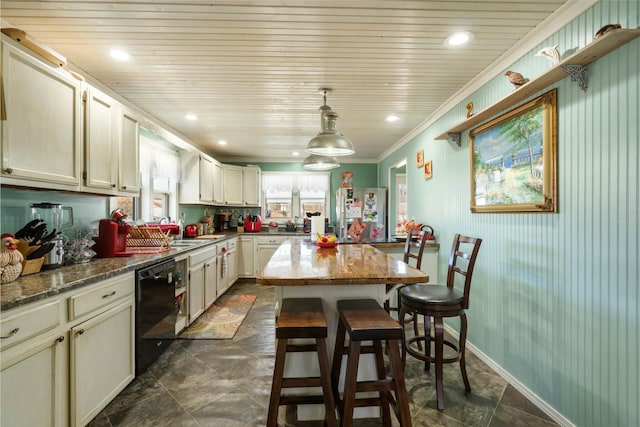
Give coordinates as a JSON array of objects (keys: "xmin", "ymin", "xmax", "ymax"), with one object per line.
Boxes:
[{"xmin": 310, "ymin": 216, "xmax": 325, "ymax": 241}]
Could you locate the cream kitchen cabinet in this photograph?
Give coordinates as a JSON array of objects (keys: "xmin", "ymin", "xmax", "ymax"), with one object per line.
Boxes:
[
  {"xmin": 238, "ymin": 236, "xmax": 255, "ymax": 278},
  {"xmin": 213, "ymin": 160, "xmax": 224, "ymax": 204},
  {"xmin": 69, "ymin": 299, "xmax": 134, "ymax": 427},
  {"xmin": 222, "ymin": 164, "xmax": 244, "ymax": 205},
  {"xmin": 83, "ymin": 86, "xmax": 140, "ymax": 195},
  {"xmin": 1, "ymin": 301, "xmax": 67, "ymax": 427},
  {"xmin": 0, "ymin": 272, "xmax": 135, "ymax": 427},
  {"xmin": 188, "ymin": 245, "xmax": 217, "ymax": 323},
  {"xmin": 180, "ymin": 150, "xmax": 214, "ymax": 204},
  {"xmin": 1, "ymin": 35, "xmax": 82, "ymax": 191},
  {"xmin": 242, "ymin": 165, "xmax": 261, "ymax": 206}
]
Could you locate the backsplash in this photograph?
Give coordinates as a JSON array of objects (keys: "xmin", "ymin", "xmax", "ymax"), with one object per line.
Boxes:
[{"xmin": 0, "ymin": 188, "xmax": 109, "ymax": 236}]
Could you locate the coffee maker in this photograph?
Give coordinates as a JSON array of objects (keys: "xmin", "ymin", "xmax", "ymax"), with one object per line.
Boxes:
[{"xmin": 30, "ymin": 202, "xmax": 73, "ymax": 269}]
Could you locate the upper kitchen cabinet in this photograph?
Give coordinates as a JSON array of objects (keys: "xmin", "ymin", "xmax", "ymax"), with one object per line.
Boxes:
[
  {"xmin": 179, "ymin": 150, "xmax": 214, "ymax": 204},
  {"xmin": 83, "ymin": 86, "xmax": 140, "ymax": 195},
  {"xmin": 1, "ymin": 36, "xmax": 82, "ymax": 191},
  {"xmin": 243, "ymin": 165, "xmax": 261, "ymax": 206},
  {"xmin": 222, "ymin": 164, "xmax": 244, "ymax": 205},
  {"xmin": 221, "ymin": 164, "xmax": 261, "ymax": 206},
  {"xmin": 212, "ymin": 160, "xmax": 224, "ymax": 205}
]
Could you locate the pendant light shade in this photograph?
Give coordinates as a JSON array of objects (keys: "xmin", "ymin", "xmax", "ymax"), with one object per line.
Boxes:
[
  {"xmin": 306, "ymin": 89, "xmax": 355, "ymax": 157},
  {"xmin": 302, "ymin": 154, "xmax": 341, "ymax": 170}
]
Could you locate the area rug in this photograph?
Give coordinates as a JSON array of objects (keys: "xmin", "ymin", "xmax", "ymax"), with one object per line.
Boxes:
[{"xmin": 179, "ymin": 294, "xmax": 257, "ymax": 339}]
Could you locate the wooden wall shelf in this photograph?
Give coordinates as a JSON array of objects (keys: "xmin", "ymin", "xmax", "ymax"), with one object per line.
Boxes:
[{"xmin": 436, "ymin": 28, "xmax": 640, "ymax": 141}]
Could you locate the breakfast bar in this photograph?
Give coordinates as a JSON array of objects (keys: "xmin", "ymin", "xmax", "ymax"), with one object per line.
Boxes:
[{"xmin": 257, "ymin": 239, "xmax": 427, "ymax": 420}]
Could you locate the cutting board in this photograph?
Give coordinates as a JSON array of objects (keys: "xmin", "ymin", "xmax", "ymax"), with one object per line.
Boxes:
[{"xmin": 195, "ymin": 235, "xmax": 226, "ymax": 240}]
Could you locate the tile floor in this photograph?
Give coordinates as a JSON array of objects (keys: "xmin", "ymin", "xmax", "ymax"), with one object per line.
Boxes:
[{"xmin": 88, "ymin": 281, "xmax": 559, "ymax": 426}]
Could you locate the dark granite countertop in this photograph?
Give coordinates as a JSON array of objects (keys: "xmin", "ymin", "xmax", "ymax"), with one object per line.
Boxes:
[{"xmin": 1, "ymin": 231, "xmax": 438, "ymax": 311}]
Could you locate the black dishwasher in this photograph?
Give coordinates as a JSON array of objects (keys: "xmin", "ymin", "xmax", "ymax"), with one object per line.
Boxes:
[{"xmin": 135, "ymin": 258, "xmax": 177, "ymax": 375}]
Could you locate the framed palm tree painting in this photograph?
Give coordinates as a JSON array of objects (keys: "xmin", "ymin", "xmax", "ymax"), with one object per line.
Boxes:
[{"xmin": 470, "ymin": 89, "xmax": 557, "ymax": 213}]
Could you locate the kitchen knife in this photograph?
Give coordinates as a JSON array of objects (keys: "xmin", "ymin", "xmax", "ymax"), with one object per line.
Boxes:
[
  {"xmin": 29, "ymin": 223, "xmax": 48, "ymax": 245},
  {"xmin": 14, "ymin": 219, "xmax": 42, "ymax": 239},
  {"xmin": 26, "ymin": 242, "xmax": 55, "ymax": 260}
]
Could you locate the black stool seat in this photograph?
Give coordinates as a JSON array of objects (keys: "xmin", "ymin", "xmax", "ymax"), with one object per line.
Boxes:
[
  {"xmin": 267, "ymin": 298, "xmax": 337, "ymax": 427},
  {"xmin": 331, "ymin": 299, "xmax": 412, "ymax": 427},
  {"xmin": 400, "ymin": 284, "xmax": 464, "ymax": 307}
]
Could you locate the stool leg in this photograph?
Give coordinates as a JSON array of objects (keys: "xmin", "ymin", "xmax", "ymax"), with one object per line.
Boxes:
[
  {"xmin": 316, "ymin": 337, "xmax": 338, "ymax": 427},
  {"xmin": 331, "ymin": 320, "xmax": 347, "ymax": 414},
  {"xmin": 412, "ymin": 311, "xmax": 422, "ymax": 351},
  {"xmin": 423, "ymin": 315, "xmax": 432, "ymax": 372},
  {"xmin": 459, "ymin": 313, "xmax": 471, "ymax": 393},
  {"xmin": 341, "ymin": 340, "xmax": 362, "ymax": 427},
  {"xmin": 387, "ymin": 338, "xmax": 413, "ymax": 427},
  {"xmin": 267, "ymin": 338, "xmax": 288, "ymax": 426},
  {"xmin": 399, "ymin": 306, "xmax": 407, "ymax": 367},
  {"xmin": 373, "ymin": 340, "xmax": 392, "ymax": 426},
  {"xmin": 434, "ymin": 318, "xmax": 445, "ymax": 410}
]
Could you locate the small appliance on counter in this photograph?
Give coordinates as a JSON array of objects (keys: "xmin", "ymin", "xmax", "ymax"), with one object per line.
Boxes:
[
  {"xmin": 30, "ymin": 202, "xmax": 73, "ymax": 269},
  {"xmin": 217, "ymin": 213, "xmax": 232, "ymax": 232},
  {"xmin": 184, "ymin": 224, "xmax": 199, "ymax": 238},
  {"xmin": 245, "ymin": 215, "xmax": 262, "ymax": 233},
  {"xmin": 94, "ymin": 218, "xmax": 132, "ymax": 257}
]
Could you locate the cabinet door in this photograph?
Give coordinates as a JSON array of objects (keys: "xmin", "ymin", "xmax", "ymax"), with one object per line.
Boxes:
[
  {"xmin": 223, "ymin": 165, "xmax": 244, "ymax": 205},
  {"xmin": 188, "ymin": 263, "xmax": 205, "ymax": 323},
  {"xmin": 199, "ymin": 156, "xmax": 214, "ymax": 203},
  {"xmin": 1, "ymin": 40, "xmax": 82, "ymax": 189},
  {"xmin": 1, "ymin": 332, "xmax": 67, "ymax": 427},
  {"xmin": 242, "ymin": 166, "xmax": 261, "ymax": 206},
  {"xmin": 213, "ymin": 160, "xmax": 224, "ymax": 204},
  {"xmin": 84, "ymin": 87, "xmax": 118, "ymax": 191},
  {"xmin": 203, "ymin": 258, "xmax": 217, "ymax": 308},
  {"xmin": 118, "ymin": 106, "xmax": 140, "ymax": 194},
  {"xmin": 238, "ymin": 237, "xmax": 255, "ymax": 277},
  {"xmin": 70, "ymin": 299, "xmax": 135, "ymax": 427}
]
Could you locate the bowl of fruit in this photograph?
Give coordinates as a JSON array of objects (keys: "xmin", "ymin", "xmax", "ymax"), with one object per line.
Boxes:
[{"xmin": 316, "ymin": 233, "xmax": 339, "ymax": 248}]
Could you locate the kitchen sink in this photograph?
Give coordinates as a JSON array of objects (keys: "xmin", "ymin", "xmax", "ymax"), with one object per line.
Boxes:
[{"xmin": 170, "ymin": 240, "xmax": 202, "ymax": 247}]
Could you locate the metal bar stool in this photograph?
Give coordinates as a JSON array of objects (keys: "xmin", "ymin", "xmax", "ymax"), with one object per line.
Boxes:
[
  {"xmin": 331, "ymin": 299, "xmax": 412, "ymax": 426},
  {"xmin": 267, "ymin": 298, "xmax": 338, "ymax": 427},
  {"xmin": 399, "ymin": 234, "xmax": 482, "ymax": 410}
]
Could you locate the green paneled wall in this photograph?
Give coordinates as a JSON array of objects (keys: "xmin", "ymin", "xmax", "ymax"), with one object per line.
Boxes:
[{"xmin": 379, "ymin": 2, "xmax": 638, "ymax": 426}]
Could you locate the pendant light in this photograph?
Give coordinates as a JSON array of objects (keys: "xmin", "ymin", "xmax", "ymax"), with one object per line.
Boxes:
[
  {"xmin": 306, "ymin": 88, "xmax": 355, "ymax": 156},
  {"xmin": 302, "ymin": 154, "xmax": 341, "ymax": 170}
]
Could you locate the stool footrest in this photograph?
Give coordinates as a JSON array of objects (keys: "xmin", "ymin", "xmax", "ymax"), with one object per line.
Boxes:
[
  {"xmin": 355, "ymin": 379, "xmax": 394, "ymax": 393},
  {"xmin": 285, "ymin": 343, "xmax": 319, "ymax": 353},
  {"xmin": 280, "ymin": 395, "xmax": 327, "ymax": 406},
  {"xmin": 282, "ymin": 377, "xmax": 323, "ymax": 388}
]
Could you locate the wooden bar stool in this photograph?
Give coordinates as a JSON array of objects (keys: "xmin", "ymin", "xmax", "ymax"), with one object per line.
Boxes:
[
  {"xmin": 331, "ymin": 299, "xmax": 412, "ymax": 427},
  {"xmin": 399, "ymin": 234, "xmax": 482, "ymax": 410},
  {"xmin": 267, "ymin": 298, "xmax": 338, "ymax": 427}
]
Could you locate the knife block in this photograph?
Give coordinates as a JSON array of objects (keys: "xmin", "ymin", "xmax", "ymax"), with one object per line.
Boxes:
[{"xmin": 21, "ymin": 257, "xmax": 45, "ymax": 276}]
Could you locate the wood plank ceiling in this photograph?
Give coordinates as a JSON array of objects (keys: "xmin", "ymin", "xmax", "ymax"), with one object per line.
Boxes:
[{"xmin": 1, "ymin": 0, "xmax": 568, "ymax": 162}]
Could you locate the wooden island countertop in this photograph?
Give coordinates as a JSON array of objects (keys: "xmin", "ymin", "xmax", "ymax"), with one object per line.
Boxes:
[{"xmin": 256, "ymin": 239, "xmax": 427, "ymax": 286}]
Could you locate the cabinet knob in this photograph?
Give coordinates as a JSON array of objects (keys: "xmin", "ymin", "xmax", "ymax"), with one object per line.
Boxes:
[
  {"xmin": 56, "ymin": 336, "xmax": 65, "ymax": 343},
  {"xmin": 122, "ymin": 185, "xmax": 127, "ymax": 190},
  {"xmin": 111, "ymin": 183, "xmax": 116, "ymax": 188},
  {"xmin": 3, "ymin": 168, "xmax": 13, "ymax": 174},
  {"xmin": 1, "ymin": 327, "xmax": 19, "ymax": 339},
  {"xmin": 76, "ymin": 329, "xmax": 85, "ymax": 335}
]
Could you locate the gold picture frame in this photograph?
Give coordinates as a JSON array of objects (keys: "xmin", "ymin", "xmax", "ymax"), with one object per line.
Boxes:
[
  {"xmin": 416, "ymin": 149, "xmax": 424, "ymax": 167},
  {"xmin": 424, "ymin": 160, "xmax": 432, "ymax": 179},
  {"xmin": 470, "ymin": 89, "xmax": 557, "ymax": 213}
]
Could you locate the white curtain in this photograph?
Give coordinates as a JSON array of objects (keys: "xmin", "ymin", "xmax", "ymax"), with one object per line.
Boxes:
[
  {"xmin": 139, "ymin": 135, "xmax": 180, "ymax": 191},
  {"xmin": 262, "ymin": 172, "xmax": 329, "ymax": 194}
]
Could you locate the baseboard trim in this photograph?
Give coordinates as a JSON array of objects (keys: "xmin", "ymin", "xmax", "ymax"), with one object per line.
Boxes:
[{"xmin": 443, "ymin": 324, "xmax": 575, "ymax": 427}]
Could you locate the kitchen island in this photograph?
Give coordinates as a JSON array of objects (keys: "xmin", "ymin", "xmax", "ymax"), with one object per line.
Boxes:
[{"xmin": 257, "ymin": 239, "xmax": 427, "ymax": 420}]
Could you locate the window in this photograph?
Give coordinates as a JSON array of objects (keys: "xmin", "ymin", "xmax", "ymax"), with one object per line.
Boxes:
[{"xmin": 263, "ymin": 172, "xmax": 331, "ymax": 221}]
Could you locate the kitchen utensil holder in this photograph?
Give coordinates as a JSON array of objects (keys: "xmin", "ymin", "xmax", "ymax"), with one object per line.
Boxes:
[{"xmin": 127, "ymin": 226, "xmax": 172, "ymax": 248}]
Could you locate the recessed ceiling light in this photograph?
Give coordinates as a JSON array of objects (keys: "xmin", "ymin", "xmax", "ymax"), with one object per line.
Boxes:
[
  {"xmin": 218, "ymin": 140, "xmax": 227, "ymax": 146},
  {"xmin": 185, "ymin": 114, "xmax": 198, "ymax": 121},
  {"xmin": 386, "ymin": 115, "xmax": 400, "ymax": 122},
  {"xmin": 444, "ymin": 31, "xmax": 475, "ymax": 48},
  {"xmin": 110, "ymin": 49, "xmax": 131, "ymax": 61},
  {"xmin": 292, "ymin": 151, "xmax": 300, "ymax": 156}
]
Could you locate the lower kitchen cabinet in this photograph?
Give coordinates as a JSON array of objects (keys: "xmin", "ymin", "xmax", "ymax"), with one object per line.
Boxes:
[
  {"xmin": 188, "ymin": 245, "xmax": 217, "ymax": 324},
  {"xmin": 70, "ymin": 300, "xmax": 135, "ymax": 427},
  {"xmin": 0, "ymin": 330, "xmax": 67, "ymax": 427},
  {"xmin": 238, "ymin": 236, "xmax": 255, "ymax": 278},
  {"xmin": 0, "ymin": 272, "xmax": 135, "ymax": 427}
]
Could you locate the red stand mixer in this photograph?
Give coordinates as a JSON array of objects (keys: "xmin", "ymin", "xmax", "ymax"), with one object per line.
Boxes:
[{"xmin": 94, "ymin": 209, "xmax": 133, "ymax": 257}]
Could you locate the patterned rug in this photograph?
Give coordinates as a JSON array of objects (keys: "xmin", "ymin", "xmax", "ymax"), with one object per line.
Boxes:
[{"xmin": 178, "ymin": 294, "xmax": 257, "ymax": 339}]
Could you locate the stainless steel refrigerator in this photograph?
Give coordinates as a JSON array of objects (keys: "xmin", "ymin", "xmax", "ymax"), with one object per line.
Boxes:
[{"xmin": 336, "ymin": 187, "xmax": 387, "ymax": 242}]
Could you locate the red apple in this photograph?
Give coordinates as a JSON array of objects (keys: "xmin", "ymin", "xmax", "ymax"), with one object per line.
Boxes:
[{"xmin": 322, "ymin": 236, "xmax": 328, "ymax": 243}]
